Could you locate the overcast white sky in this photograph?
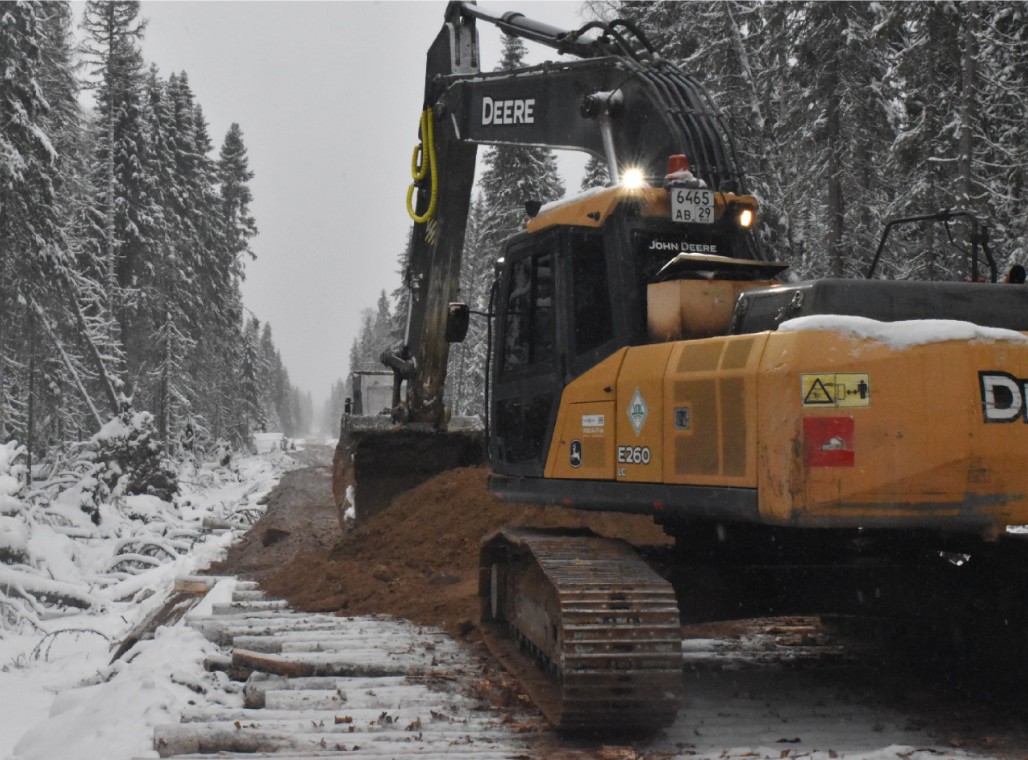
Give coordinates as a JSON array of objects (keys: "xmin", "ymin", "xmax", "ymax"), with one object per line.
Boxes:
[{"xmin": 124, "ymin": 1, "xmax": 589, "ymax": 410}]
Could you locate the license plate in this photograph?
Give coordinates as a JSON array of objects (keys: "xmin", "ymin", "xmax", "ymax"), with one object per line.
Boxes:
[{"xmin": 670, "ymin": 188, "xmax": 714, "ymax": 224}]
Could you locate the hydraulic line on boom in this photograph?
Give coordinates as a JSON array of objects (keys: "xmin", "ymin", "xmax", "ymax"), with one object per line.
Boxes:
[{"xmin": 407, "ymin": 109, "xmax": 438, "ymax": 225}]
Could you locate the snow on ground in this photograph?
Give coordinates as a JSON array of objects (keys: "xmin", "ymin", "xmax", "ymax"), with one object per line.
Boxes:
[
  {"xmin": 0, "ymin": 445, "xmax": 299, "ymax": 760},
  {"xmin": 253, "ymin": 431, "xmax": 289, "ymax": 453},
  {"xmin": 10, "ymin": 626, "xmax": 230, "ymax": 760}
]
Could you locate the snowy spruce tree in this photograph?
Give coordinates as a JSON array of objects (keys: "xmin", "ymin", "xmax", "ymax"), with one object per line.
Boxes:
[
  {"xmin": 218, "ymin": 122, "xmax": 258, "ymax": 262},
  {"xmin": 80, "ymin": 1, "xmax": 160, "ymax": 384},
  {"xmin": 0, "ymin": 2, "xmax": 63, "ymax": 450},
  {"xmin": 974, "ymin": 4, "xmax": 1028, "ymax": 270},
  {"xmin": 781, "ymin": 3, "xmax": 900, "ymax": 278},
  {"xmin": 580, "ymin": 155, "xmax": 610, "ymax": 191}
]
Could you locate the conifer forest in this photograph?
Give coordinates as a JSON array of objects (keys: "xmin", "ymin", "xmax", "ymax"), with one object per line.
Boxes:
[{"xmin": 1, "ymin": 1, "xmax": 310, "ymax": 476}]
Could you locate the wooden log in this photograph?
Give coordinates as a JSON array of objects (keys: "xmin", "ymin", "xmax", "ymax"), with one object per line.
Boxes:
[
  {"xmin": 210, "ymin": 603, "xmax": 293, "ymax": 615},
  {"xmin": 173, "ymin": 576, "xmax": 220, "ymax": 595},
  {"xmin": 243, "ymin": 674, "xmax": 410, "ymax": 708},
  {"xmin": 230, "ymin": 649, "xmax": 415, "ymax": 679},
  {"xmin": 263, "ymin": 686, "xmax": 461, "ymax": 712},
  {"xmin": 0, "ymin": 567, "xmax": 94, "ymax": 610},
  {"xmin": 178, "ymin": 706, "xmax": 481, "ymax": 726},
  {"xmin": 202, "ymin": 653, "xmax": 233, "ymax": 673},
  {"xmin": 153, "ymin": 722, "xmax": 516, "ymax": 757},
  {"xmin": 200, "ymin": 516, "xmax": 251, "ymax": 531},
  {"xmin": 189, "ymin": 616, "xmax": 344, "ymax": 646},
  {"xmin": 145, "ymin": 746, "xmax": 522, "ymax": 760},
  {"xmin": 231, "ymin": 626, "xmax": 450, "ymax": 642},
  {"xmin": 110, "ymin": 591, "xmax": 202, "ymax": 663},
  {"xmin": 153, "ymin": 724, "xmax": 311, "ymax": 756},
  {"xmin": 232, "ymin": 626, "xmax": 449, "ymax": 642},
  {"xmin": 277, "ymin": 641, "xmax": 458, "ymax": 661},
  {"xmin": 231, "ymin": 588, "xmax": 267, "ymax": 602},
  {"xmin": 211, "ymin": 599, "xmax": 289, "ymax": 616},
  {"xmin": 230, "ymin": 632, "xmax": 433, "ymax": 654}
]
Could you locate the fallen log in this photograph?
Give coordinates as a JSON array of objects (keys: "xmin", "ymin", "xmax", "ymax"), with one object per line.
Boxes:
[
  {"xmin": 230, "ymin": 648, "xmax": 413, "ymax": 679},
  {"xmin": 242, "ymin": 673, "xmax": 410, "ymax": 708},
  {"xmin": 153, "ymin": 723, "xmax": 515, "ymax": 758}
]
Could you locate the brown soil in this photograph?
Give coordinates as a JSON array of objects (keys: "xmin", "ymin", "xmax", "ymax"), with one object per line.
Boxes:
[{"xmin": 212, "ymin": 455, "xmax": 669, "ymax": 638}]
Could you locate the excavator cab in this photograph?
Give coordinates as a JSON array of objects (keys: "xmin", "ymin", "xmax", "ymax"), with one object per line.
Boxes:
[{"xmin": 490, "ymin": 179, "xmax": 775, "ymax": 479}]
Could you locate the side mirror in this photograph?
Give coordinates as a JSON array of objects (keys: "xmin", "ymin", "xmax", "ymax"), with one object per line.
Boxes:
[{"xmin": 445, "ymin": 302, "xmax": 470, "ymax": 343}]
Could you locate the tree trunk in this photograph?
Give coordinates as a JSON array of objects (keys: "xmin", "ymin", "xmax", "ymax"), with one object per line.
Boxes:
[
  {"xmin": 723, "ymin": 3, "xmax": 792, "ymax": 255},
  {"xmin": 104, "ymin": 4, "xmax": 117, "ymax": 298},
  {"xmin": 0, "ymin": 251, "xmax": 6, "ymax": 438},
  {"xmin": 31, "ymin": 298, "xmax": 103, "ymax": 428},
  {"xmin": 159, "ymin": 311, "xmax": 170, "ymax": 443},
  {"xmin": 59, "ymin": 275, "xmax": 121, "ymax": 416},
  {"xmin": 958, "ymin": 5, "xmax": 978, "ymax": 210},
  {"xmin": 958, "ymin": 4, "xmax": 979, "ymax": 278},
  {"xmin": 826, "ymin": 49, "xmax": 845, "ymax": 277},
  {"xmin": 26, "ymin": 313, "xmax": 35, "ymax": 490}
]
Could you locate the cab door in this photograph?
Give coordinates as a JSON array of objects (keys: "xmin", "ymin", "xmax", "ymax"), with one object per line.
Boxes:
[{"xmin": 491, "ymin": 233, "xmax": 562, "ymax": 476}]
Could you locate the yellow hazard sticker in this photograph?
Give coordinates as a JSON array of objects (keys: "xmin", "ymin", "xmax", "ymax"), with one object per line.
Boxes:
[{"xmin": 801, "ymin": 373, "xmax": 871, "ymax": 408}]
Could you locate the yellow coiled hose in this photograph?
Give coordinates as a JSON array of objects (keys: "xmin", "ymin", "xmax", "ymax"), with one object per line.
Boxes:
[{"xmin": 406, "ymin": 109, "xmax": 438, "ymax": 224}]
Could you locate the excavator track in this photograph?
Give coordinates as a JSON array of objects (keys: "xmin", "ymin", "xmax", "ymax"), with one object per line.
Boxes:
[{"xmin": 479, "ymin": 528, "xmax": 682, "ymax": 732}]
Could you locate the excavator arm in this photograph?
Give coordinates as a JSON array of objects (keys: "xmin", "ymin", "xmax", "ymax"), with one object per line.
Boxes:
[{"xmin": 395, "ymin": 1, "xmax": 754, "ymax": 427}]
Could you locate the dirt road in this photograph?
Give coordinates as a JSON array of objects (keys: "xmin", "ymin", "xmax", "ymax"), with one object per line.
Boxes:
[{"xmin": 212, "ymin": 448, "xmax": 1028, "ymax": 758}]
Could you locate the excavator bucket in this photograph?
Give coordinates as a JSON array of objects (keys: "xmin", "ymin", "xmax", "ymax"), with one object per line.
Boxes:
[{"xmin": 332, "ymin": 414, "xmax": 484, "ymax": 526}]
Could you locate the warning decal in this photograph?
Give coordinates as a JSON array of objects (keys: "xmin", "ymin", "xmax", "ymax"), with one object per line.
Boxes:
[{"xmin": 801, "ymin": 373, "xmax": 870, "ymax": 408}]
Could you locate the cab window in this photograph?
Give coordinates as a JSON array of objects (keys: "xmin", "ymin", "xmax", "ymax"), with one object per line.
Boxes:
[
  {"xmin": 570, "ymin": 233, "xmax": 614, "ymax": 357},
  {"xmin": 502, "ymin": 251, "xmax": 554, "ymax": 374}
]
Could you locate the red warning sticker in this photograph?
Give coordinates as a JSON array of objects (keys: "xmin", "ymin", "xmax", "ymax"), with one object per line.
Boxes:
[{"xmin": 803, "ymin": 417, "xmax": 855, "ymax": 467}]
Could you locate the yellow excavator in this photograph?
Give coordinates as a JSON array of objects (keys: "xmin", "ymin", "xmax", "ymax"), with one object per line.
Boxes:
[{"xmin": 335, "ymin": 2, "xmax": 1028, "ymax": 733}]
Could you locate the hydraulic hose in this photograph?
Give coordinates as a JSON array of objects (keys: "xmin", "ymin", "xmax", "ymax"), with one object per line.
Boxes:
[{"xmin": 406, "ymin": 109, "xmax": 439, "ymax": 224}]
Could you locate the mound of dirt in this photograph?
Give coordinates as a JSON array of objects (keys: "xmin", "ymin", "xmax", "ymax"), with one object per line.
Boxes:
[{"xmin": 213, "ymin": 463, "xmax": 669, "ymax": 637}]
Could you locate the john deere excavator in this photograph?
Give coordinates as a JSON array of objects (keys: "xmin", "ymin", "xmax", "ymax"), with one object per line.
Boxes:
[{"xmin": 334, "ymin": 2, "xmax": 1028, "ymax": 733}]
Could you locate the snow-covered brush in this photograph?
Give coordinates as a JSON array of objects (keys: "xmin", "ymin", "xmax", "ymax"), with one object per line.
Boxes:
[
  {"xmin": 229, "ymin": 507, "xmax": 263, "ymax": 526},
  {"xmin": 0, "ymin": 566, "xmax": 97, "ymax": 634},
  {"xmin": 0, "ymin": 441, "xmax": 27, "ymax": 514},
  {"xmin": 106, "ymin": 553, "xmax": 165, "ymax": 577},
  {"xmin": 112, "ymin": 536, "xmax": 190, "ymax": 561},
  {"xmin": 106, "ymin": 535, "xmax": 192, "ymax": 577},
  {"xmin": 25, "ymin": 442, "xmax": 98, "ymax": 510},
  {"xmin": 81, "ymin": 412, "xmax": 179, "ymax": 515},
  {"xmin": 0, "ymin": 595, "xmax": 45, "ymax": 634},
  {"xmin": 29, "ymin": 628, "xmax": 110, "ymax": 662}
]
